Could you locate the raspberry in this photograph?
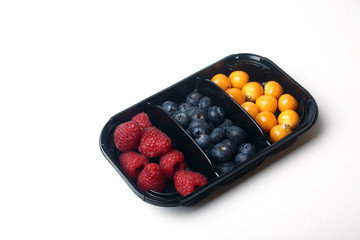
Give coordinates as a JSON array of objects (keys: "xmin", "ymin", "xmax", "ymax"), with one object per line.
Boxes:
[
  {"xmin": 119, "ymin": 152, "xmax": 149, "ymax": 180},
  {"xmin": 131, "ymin": 112, "xmax": 152, "ymax": 131},
  {"xmin": 174, "ymin": 170, "xmax": 208, "ymax": 196},
  {"xmin": 138, "ymin": 127, "xmax": 172, "ymax": 158},
  {"xmin": 137, "ymin": 163, "xmax": 166, "ymax": 193},
  {"xmin": 159, "ymin": 150, "xmax": 186, "ymax": 179},
  {"xmin": 113, "ymin": 121, "xmax": 142, "ymax": 152}
]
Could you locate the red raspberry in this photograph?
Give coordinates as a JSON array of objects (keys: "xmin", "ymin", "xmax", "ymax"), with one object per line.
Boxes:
[
  {"xmin": 131, "ymin": 112, "xmax": 152, "ymax": 131},
  {"xmin": 119, "ymin": 152, "xmax": 149, "ymax": 180},
  {"xmin": 113, "ymin": 121, "xmax": 141, "ymax": 152},
  {"xmin": 174, "ymin": 170, "xmax": 208, "ymax": 196},
  {"xmin": 159, "ymin": 150, "xmax": 186, "ymax": 179},
  {"xmin": 138, "ymin": 127, "xmax": 172, "ymax": 158},
  {"xmin": 137, "ymin": 163, "xmax": 166, "ymax": 193}
]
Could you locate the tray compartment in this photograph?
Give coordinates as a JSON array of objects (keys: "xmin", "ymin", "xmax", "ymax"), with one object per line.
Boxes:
[
  {"xmin": 149, "ymin": 77, "xmax": 271, "ymax": 183},
  {"xmin": 196, "ymin": 54, "xmax": 318, "ymax": 146},
  {"xmin": 100, "ymin": 100, "xmax": 218, "ymax": 206}
]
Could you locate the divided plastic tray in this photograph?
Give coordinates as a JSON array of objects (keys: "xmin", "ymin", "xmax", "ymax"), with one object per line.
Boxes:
[{"xmin": 99, "ymin": 53, "xmax": 318, "ymax": 207}]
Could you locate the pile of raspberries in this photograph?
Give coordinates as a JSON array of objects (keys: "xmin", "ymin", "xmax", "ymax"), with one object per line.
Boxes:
[{"xmin": 113, "ymin": 112, "xmax": 208, "ymax": 196}]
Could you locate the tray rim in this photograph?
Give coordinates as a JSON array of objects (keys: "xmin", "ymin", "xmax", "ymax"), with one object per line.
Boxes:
[{"xmin": 99, "ymin": 53, "xmax": 319, "ymax": 207}]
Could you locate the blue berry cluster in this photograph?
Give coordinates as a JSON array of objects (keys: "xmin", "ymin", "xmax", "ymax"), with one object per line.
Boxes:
[{"xmin": 161, "ymin": 91, "xmax": 257, "ymax": 175}]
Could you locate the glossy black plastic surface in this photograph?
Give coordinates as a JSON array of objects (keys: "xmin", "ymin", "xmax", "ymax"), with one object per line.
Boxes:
[{"xmin": 99, "ymin": 53, "xmax": 318, "ymax": 207}]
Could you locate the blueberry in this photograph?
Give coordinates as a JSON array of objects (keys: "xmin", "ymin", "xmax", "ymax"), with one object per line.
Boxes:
[
  {"xmin": 207, "ymin": 106, "xmax": 225, "ymax": 124},
  {"xmin": 234, "ymin": 153, "xmax": 251, "ymax": 165},
  {"xmin": 198, "ymin": 96, "xmax": 212, "ymax": 110},
  {"xmin": 208, "ymin": 120, "xmax": 217, "ymax": 132},
  {"xmin": 191, "ymin": 127, "xmax": 208, "ymax": 137},
  {"xmin": 161, "ymin": 101, "xmax": 178, "ymax": 115},
  {"xmin": 218, "ymin": 119, "xmax": 234, "ymax": 131},
  {"xmin": 186, "ymin": 106, "xmax": 201, "ymax": 117},
  {"xmin": 226, "ymin": 126, "xmax": 247, "ymax": 144},
  {"xmin": 172, "ymin": 111, "xmax": 190, "ymax": 128},
  {"xmin": 186, "ymin": 92, "xmax": 202, "ymax": 106},
  {"xmin": 221, "ymin": 139, "xmax": 237, "ymax": 157},
  {"xmin": 216, "ymin": 162, "xmax": 237, "ymax": 175},
  {"xmin": 195, "ymin": 134, "xmax": 210, "ymax": 149},
  {"xmin": 188, "ymin": 119, "xmax": 210, "ymax": 137},
  {"xmin": 238, "ymin": 142, "xmax": 256, "ymax": 156},
  {"xmin": 209, "ymin": 128, "xmax": 225, "ymax": 144},
  {"xmin": 179, "ymin": 102, "xmax": 191, "ymax": 112},
  {"xmin": 211, "ymin": 142, "xmax": 232, "ymax": 163},
  {"xmin": 190, "ymin": 108, "xmax": 208, "ymax": 121}
]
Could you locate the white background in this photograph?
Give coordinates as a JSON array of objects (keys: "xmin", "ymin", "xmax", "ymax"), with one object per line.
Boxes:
[{"xmin": 1, "ymin": 0, "xmax": 360, "ymax": 239}]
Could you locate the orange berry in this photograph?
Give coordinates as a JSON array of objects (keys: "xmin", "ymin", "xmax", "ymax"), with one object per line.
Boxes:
[
  {"xmin": 255, "ymin": 111, "xmax": 277, "ymax": 132},
  {"xmin": 242, "ymin": 82, "xmax": 264, "ymax": 102},
  {"xmin": 264, "ymin": 81, "xmax": 283, "ymax": 99},
  {"xmin": 229, "ymin": 70, "xmax": 249, "ymax": 89},
  {"xmin": 255, "ymin": 95, "xmax": 278, "ymax": 113},
  {"xmin": 270, "ymin": 124, "xmax": 292, "ymax": 143},
  {"xmin": 278, "ymin": 94, "xmax": 298, "ymax": 112},
  {"xmin": 241, "ymin": 101, "xmax": 260, "ymax": 119},
  {"xmin": 278, "ymin": 109, "xmax": 299, "ymax": 130},
  {"xmin": 226, "ymin": 88, "xmax": 246, "ymax": 105},
  {"xmin": 211, "ymin": 73, "xmax": 231, "ymax": 91}
]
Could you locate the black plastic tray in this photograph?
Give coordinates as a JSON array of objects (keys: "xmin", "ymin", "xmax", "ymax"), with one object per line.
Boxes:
[{"xmin": 99, "ymin": 53, "xmax": 318, "ymax": 207}]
